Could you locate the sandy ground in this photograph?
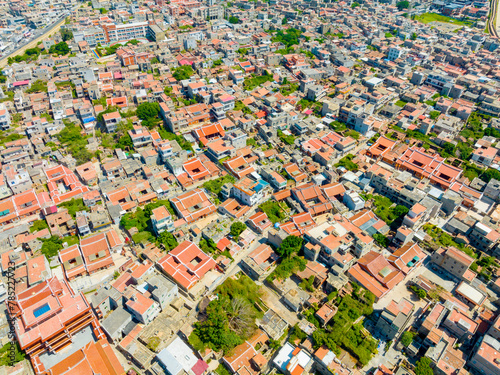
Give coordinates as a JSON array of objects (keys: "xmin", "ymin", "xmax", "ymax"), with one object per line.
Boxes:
[{"xmin": 0, "ymin": 18, "xmax": 67, "ymax": 67}]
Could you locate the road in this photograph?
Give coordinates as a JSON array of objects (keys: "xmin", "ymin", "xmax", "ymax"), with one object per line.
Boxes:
[
  {"xmin": 487, "ymin": 0, "xmax": 499, "ymax": 39},
  {"xmin": 0, "ymin": 12, "xmax": 72, "ymax": 67}
]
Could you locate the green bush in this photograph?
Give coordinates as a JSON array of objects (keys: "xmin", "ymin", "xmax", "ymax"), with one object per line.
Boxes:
[
  {"xmin": 203, "ymin": 174, "xmax": 235, "ymax": 195},
  {"xmin": 192, "ymin": 275, "xmax": 262, "ymax": 354},
  {"xmin": 30, "ymin": 219, "xmax": 49, "ymax": 233},
  {"xmin": 267, "ymin": 256, "xmax": 306, "ymax": 282},
  {"xmin": 401, "ymin": 331, "xmax": 415, "ymax": 347},
  {"xmin": 259, "ymin": 201, "xmax": 287, "ymax": 224},
  {"xmin": 230, "ymin": 222, "xmax": 247, "ymax": 241},
  {"xmin": 59, "ymin": 198, "xmax": 89, "ymax": 218},
  {"xmin": 335, "ymin": 154, "xmax": 358, "ymax": 171}
]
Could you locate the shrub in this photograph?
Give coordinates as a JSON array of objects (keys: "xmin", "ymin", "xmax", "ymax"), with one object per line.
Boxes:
[{"xmin": 401, "ymin": 331, "xmax": 415, "ymax": 347}]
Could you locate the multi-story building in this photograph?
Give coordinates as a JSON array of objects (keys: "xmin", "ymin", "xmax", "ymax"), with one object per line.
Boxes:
[
  {"xmin": 375, "ymin": 298, "xmax": 414, "ymax": 340},
  {"xmin": 101, "ymin": 21, "xmax": 149, "ymax": 43},
  {"xmin": 103, "ymin": 111, "xmax": 122, "ymax": 133},
  {"xmin": 431, "ymin": 246, "xmax": 476, "ymax": 282},
  {"xmin": 9, "ymin": 277, "xmax": 106, "ymax": 373},
  {"xmin": 232, "ymin": 177, "xmax": 270, "ymax": 207},
  {"xmin": 470, "ymin": 335, "xmax": 500, "ymax": 375},
  {"xmin": 129, "ymin": 125, "xmax": 153, "ymax": 148},
  {"xmin": 0, "ymin": 103, "xmax": 11, "ymax": 130},
  {"xmin": 4, "ymin": 166, "xmax": 32, "ymax": 194},
  {"xmin": 468, "ymin": 222, "xmax": 500, "ymax": 253},
  {"xmin": 151, "ymin": 205, "xmax": 174, "ymax": 234}
]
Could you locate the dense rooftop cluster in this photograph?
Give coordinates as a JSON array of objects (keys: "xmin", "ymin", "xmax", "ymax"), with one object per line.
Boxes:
[{"xmin": 1, "ymin": 0, "xmax": 500, "ymax": 374}]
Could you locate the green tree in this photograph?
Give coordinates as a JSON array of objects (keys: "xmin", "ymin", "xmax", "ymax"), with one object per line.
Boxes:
[
  {"xmin": 157, "ymin": 231, "xmax": 179, "ymax": 252},
  {"xmin": 411, "ymin": 32, "xmax": 417, "ymax": 40},
  {"xmin": 373, "ymin": 233, "xmax": 390, "ymax": 248},
  {"xmin": 277, "ymin": 235, "xmax": 303, "ymax": 258},
  {"xmin": 415, "ymin": 357, "xmax": 434, "ymax": 375},
  {"xmin": 230, "ymin": 222, "xmax": 247, "ymax": 240},
  {"xmin": 60, "ymin": 28, "xmax": 73, "ymax": 41},
  {"xmin": 411, "ymin": 286, "xmax": 427, "ymax": 299},
  {"xmin": 137, "ymin": 102, "xmax": 160, "ymax": 121},
  {"xmin": 237, "ymin": 48, "xmax": 249, "ymax": 56},
  {"xmin": 228, "ymin": 16, "xmax": 240, "ymax": 24},
  {"xmin": 429, "ymin": 110, "xmax": 440, "ymax": 120},
  {"xmin": 401, "ymin": 331, "xmax": 415, "ymax": 347},
  {"xmin": 396, "ymin": 0, "xmax": 410, "ymax": 10},
  {"xmin": 30, "ymin": 219, "xmax": 49, "ymax": 233},
  {"xmin": 394, "ymin": 205, "xmax": 409, "ymax": 217},
  {"xmin": 351, "ymin": 2, "xmax": 360, "ymax": 8},
  {"xmin": 173, "ymin": 65, "xmax": 194, "ymax": 81},
  {"xmin": 282, "ymin": 17, "xmax": 288, "ymax": 25},
  {"xmin": 49, "ymin": 41, "xmax": 70, "ymax": 56},
  {"xmin": 442, "ymin": 142, "xmax": 456, "ymax": 157}
]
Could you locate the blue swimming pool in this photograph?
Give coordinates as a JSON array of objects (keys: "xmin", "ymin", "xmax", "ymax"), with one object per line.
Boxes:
[
  {"xmin": 34, "ymin": 303, "xmax": 51, "ymax": 318},
  {"xmin": 254, "ymin": 180, "xmax": 270, "ymax": 192}
]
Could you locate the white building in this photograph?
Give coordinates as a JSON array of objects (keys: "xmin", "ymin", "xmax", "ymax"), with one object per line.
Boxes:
[{"xmin": 0, "ymin": 103, "xmax": 11, "ymax": 130}]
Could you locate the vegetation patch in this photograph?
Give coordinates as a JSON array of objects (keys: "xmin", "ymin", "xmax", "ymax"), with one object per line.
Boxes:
[
  {"xmin": 335, "ymin": 154, "xmax": 358, "ymax": 171},
  {"xmin": 413, "ymin": 13, "xmax": 474, "ymax": 27},
  {"xmin": 243, "ymin": 72, "xmax": 274, "ymax": 91},
  {"xmin": 258, "ymin": 201, "xmax": 287, "ymax": 223},
  {"xmin": 371, "ymin": 195, "xmax": 409, "ymax": 226},
  {"xmin": 203, "ymin": 174, "xmax": 236, "ymax": 196},
  {"xmin": 311, "ymin": 285, "xmax": 377, "ymax": 366},
  {"xmin": 59, "ymin": 198, "xmax": 89, "ymax": 218},
  {"xmin": 266, "ymin": 256, "xmax": 306, "ymax": 282},
  {"xmin": 423, "ymin": 224, "xmax": 476, "ymax": 257},
  {"xmin": 190, "ymin": 275, "xmax": 263, "ymax": 354}
]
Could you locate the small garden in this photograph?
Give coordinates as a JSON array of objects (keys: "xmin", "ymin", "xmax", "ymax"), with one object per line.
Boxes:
[
  {"xmin": 370, "ymin": 195, "xmax": 409, "ymax": 226},
  {"xmin": 335, "ymin": 154, "xmax": 358, "ymax": 171},
  {"xmin": 189, "ymin": 274, "xmax": 264, "ymax": 354},
  {"xmin": 243, "ymin": 72, "xmax": 274, "ymax": 91},
  {"xmin": 203, "ymin": 174, "xmax": 236, "ymax": 196},
  {"xmin": 422, "ymin": 224, "xmax": 477, "ymax": 258},
  {"xmin": 258, "ymin": 201, "xmax": 288, "ymax": 224},
  {"xmin": 308, "ymin": 284, "xmax": 378, "ymax": 366}
]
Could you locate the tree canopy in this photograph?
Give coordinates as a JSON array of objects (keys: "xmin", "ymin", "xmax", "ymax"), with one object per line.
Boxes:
[
  {"xmin": 173, "ymin": 65, "xmax": 194, "ymax": 81},
  {"xmin": 401, "ymin": 331, "xmax": 415, "ymax": 347},
  {"xmin": 277, "ymin": 235, "xmax": 303, "ymax": 258},
  {"xmin": 230, "ymin": 222, "xmax": 247, "ymax": 241},
  {"xmin": 157, "ymin": 231, "xmax": 179, "ymax": 252},
  {"xmin": 397, "ymin": 0, "xmax": 410, "ymax": 10},
  {"xmin": 137, "ymin": 102, "xmax": 160, "ymax": 121},
  {"xmin": 60, "ymin": 28, "xmax": 73, "ymax": 41},
  {"xmin": 415, "ymin": 357, "xmax": 434, "ymax": 375},
  {"xmin": 49, "ymin": 41, "xmax": 70, "ymax": 56}
]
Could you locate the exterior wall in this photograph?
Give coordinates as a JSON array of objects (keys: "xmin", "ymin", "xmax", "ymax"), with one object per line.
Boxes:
[{"xmin": 431, "ymin": 251, "xmax": 467, "ymax": 279}]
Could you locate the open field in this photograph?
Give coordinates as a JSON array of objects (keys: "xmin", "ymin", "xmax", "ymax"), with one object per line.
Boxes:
[{"xmin": 413, "ymin": 13, "xmax": 474, "ymax": 27}]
